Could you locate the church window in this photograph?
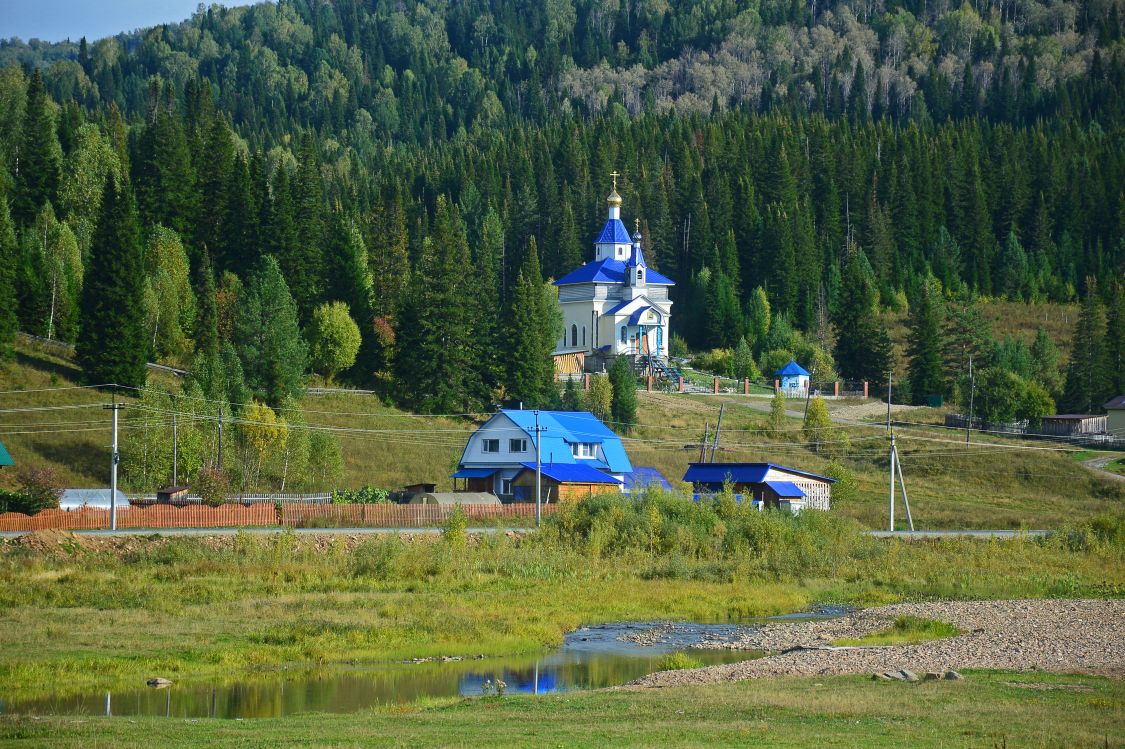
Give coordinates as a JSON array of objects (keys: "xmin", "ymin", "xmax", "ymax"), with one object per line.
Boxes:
[
  {"xmin": 620, "ymin": 326, "xmax": 627, "ymax": 343},
  {"xmin": 581, "ymin": 326, "xmax": 586, "ymax": 346},
  {"xmin": 637, "ymin": 269, "xmax": 643, "ymax": 282},
  {"xmin": 571, "ymin": 324, "xmax": 578, "ymax": 347}
]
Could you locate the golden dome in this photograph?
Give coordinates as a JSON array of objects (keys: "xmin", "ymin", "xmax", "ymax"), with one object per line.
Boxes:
[{"xmin": 607, "ymin": 188, "xmax": 623, "ymax": 206}]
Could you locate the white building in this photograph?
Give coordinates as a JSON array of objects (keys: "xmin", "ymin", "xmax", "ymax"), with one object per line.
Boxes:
[{"xmin": 552, "ymin": 181, "xmax": 675, "ymax": 373}]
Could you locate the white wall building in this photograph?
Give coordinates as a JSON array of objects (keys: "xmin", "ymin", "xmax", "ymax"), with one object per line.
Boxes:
[{"xmin": 552, "ymin": 183, "xmax": 674, "ymax": 369}]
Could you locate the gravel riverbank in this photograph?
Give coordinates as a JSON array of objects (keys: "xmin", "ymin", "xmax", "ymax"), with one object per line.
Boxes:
[{"xmin": 630, "ymin": 599, "xmax": 1125, "ymax": 687}]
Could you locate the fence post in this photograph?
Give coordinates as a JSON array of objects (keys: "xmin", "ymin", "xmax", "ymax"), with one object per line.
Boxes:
[
  {"xmin": 743, "ymin": 378, "xmax": 749, "ymax": 395},
  {"xmin": 834, "ymin": 381, "xmax": 840, "ymax": 397},
  {"xmin": 647, "ymin": 375, "xmax": 653, "ymax": 392},
  {"xmin": 712, "ymin": 377, "xmax": 719, "ymax": 394},
  {"xmin": 584, "ymin": 373, "xmax": 590, "ymax": 391},
  {"xmin": 678, "ymin": 376, "xmax": 685, "ymax": 393},
  {"xmin": 774, "ymin": 378, "xmax": 780, "ymax": 392},
  {"xmin": 863, "ymin": 381, "xmax": 869, "ymax": 398}
]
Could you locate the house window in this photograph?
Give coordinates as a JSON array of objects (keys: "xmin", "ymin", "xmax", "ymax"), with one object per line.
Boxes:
[
  {"xmin": 621, "ymin": 326, "xmax": 627, "ymax": 343},
  {"xmin": 571, "ymin": 442, "xmax": 597, "ymax": 459},
  {"xmin": 571, "ymin": 324, "xmax": 578, "ymax": 347},
  {"xmin": 482, "ymin": 438, "xmax": 500, "ymax": 453},
  {"xmin": 501, "ymin": 478, "xmax": 513, "ymax": 495},
  {"xmin": 509, "ymin": 438, "xmax": 527, "ymax": 452}
]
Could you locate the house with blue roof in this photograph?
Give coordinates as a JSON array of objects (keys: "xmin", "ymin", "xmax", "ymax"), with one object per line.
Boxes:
[
  {"xmin": 552, "ymin": 176, "xmax": 674, "ymax": 376},
  {"xmin": 453, "ymin": 409, "xmax": 633, "ymax": 501},
  {"xmin": 683, "ymin": 462, "xmax": 834, "ymax": 512}
]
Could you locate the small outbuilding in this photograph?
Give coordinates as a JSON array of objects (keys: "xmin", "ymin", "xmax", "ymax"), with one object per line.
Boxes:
[
  {"xmin": 623, "ymin": 466, "xmax": 674, "ymax": 495},
  {"xmin": 59, "ymin": 489, "xmax": 130, "ymax": 512},
  {"xmin": 156, "ymin": 486, "xmax": 190, "ymax": 504},
  {"xmin": 1039, "ymin": 414, "xmax": 1107, "ymax": 436},
  {"xmin": 0, "ymin": 442, "xmax": 12, "ymax": 469},
  {"xmin": 410, "ymin": 492, "xmax": 500, "ymax": 505},
  {"xmin": 511, "ymin": 462, "xmax": 623, "ymax": 503},
  {"xmin": 683, "ymin": 462, "xmax": 834, "ymax": 511},
  {"xmin": 774, "ymin": 361, "xmax": 810, "ymax": 397},
  {"xmin": 1104, "ymin": 396, "xmax": 1125, "ymax": 437}
]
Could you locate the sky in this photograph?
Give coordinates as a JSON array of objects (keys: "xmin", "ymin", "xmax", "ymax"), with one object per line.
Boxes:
[{"xmin": 1, "ymin": 1, "xmax": 269, "ymax": 43}]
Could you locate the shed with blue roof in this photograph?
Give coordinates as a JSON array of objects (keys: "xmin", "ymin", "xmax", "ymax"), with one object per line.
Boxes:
[
  {"xmin": 683, "ymin": 462, "xmax": 834, "ymax": 512},
  {"xmin": 454, "ymin": 409, "xmax": 632, "ymax": 501},
  {"xmin": 774, "ymin": 360, "xmax": 811, "ymax": 396}
]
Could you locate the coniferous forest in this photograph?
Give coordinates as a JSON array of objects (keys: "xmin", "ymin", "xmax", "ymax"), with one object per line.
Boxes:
[{"xmin": 0, "ymin": 0, "xmax": 1123, "ymax": 432}]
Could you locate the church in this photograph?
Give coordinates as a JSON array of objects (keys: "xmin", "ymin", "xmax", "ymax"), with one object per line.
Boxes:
[{"xmin": 552, "ymin": 176, "xmax": 676, "ymax": 377}]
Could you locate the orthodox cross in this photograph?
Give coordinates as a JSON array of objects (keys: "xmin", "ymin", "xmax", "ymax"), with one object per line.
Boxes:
[{"xmin": 610, "ymin": 170, "xmax": 620, "ymax": 191}]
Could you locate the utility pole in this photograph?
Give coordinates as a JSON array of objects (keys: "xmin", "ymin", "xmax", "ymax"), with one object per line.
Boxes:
[
  {"xmin": 698, "ymin": 420, "xmax": 710, "ymax": 463},
  {"xmin": 965, "ymin": 355, "xmax": 975, "ymax": 445},
  {"xmin": 887, "ymin": 432, "xmax": 915, "ymax": 532},
  {"xmin": 709, "ymin": 404, "xmax": 725, "ymax": 462},
  {"xmin": 888, "ymin": 432, "xmax": 895, "ymax": 532},
  {"xmin": 532, "ymin": 410, "xmax": 547, "ymax": 528},
  {"xmin": 217, "ymin": 405, "xmax": 224, "ymax": 469},
  {"xmin": 103, "ymin": 389, "xmax": 125, "ymax": 531},
  {"xmin": 171, "ymin": 399, "xmax": 178, "ymax": 486},
  {"xmin": 803, "ymin": 367, "xmax": 817, "ymax": 421},
  {"xmin": 886, "ymin": 371, "xmax": 892, "ymax": 433}
]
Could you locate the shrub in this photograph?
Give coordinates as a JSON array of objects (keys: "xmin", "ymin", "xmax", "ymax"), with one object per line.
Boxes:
[
  {"xmin": 442, "ymin": 504, "xmax": 467, "ymax": 549},
  {"xmin": 658, "ymin": 652, "xmax": 703, "ymax": 671},
  {"xmin": 333, "ymin": 486, "xmax": 390, "ymax": 504},
  {"xmin": 193, "ymin": 465, "xmax": 232, "ymax": 507},
  {"xmin": 15, "ymin": 465, "xmax": 63, "ymax": 514}
]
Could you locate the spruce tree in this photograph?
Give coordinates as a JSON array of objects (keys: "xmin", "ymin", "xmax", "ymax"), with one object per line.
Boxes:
[
  {"xmin": 1062, "ymin": 280, "xmax": 1112, "ymax": 413},
  {"xmin": 234, "ymin": 255, "xmax": 308, "ymax": 408},
  {"xmin": 76, "ymin": 177, "xmax": 148, "ymax": 388},
  {"xmin": 394, "ymin": 197, "xmax": 483, "ymax": 413},
  {"xmin": 1030, "ymin": 326, "xmax": 1063, "ymax": 395},
  {"xmin": 505, "ymin": 237, "xmax": 556, "ymax": 408},
  {"xmin": 833, "ymin": 248, "xmax": 893, "ymax": 388},
  {"xmin": 906, "ymin": 276, "xmax": 946, "ymax": 404},
  {"xmin": 609, "ymin": 355, "xmax": 637, "ymax": 432},
  {"xmin": 194, "ymin": 250, "xmax": 220, "ymax": 358},
  {"xmin": 1106, "ymin": 284, "xmax": 1125, "ymax": 396},
  {"xmin": 0, "ymin": 192, "xmax": 18, "ymax": 359},
  {"xmin": 12, "ymin": 70, "xmax": 62, "ymax": 226}
]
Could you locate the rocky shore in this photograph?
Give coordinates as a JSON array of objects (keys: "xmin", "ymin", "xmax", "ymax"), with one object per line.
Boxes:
[{"xmin": 630, "ymin": 599, "xmax": 1125, "ymax": 687}]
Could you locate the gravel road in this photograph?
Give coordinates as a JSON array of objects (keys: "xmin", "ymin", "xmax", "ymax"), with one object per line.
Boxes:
[{"xmin": 630, "ymin": 599, "xmax": 1125, "ymax": 687}]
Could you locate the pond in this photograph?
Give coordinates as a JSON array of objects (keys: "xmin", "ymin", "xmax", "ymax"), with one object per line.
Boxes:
[{"xmin": 1, "ymin": 614, "xmax": 845, "ymax": 719}]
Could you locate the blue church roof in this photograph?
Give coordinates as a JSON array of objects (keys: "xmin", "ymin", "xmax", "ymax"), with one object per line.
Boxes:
[
  {"xmin": 627, "ymin": 306, "xmax": 653, "ymax": 325},
  {"xmin": 595, "ymin": 218, "xmax": 632, "ymax": 245},
  {"xmin": 554, "ymin": 259, "xmax": 674, "ymax": 286},
  {"xmin": 497, "ymin": 410, "xmax": 633, "ymax": 474},
  {"xmin": 774, "ymin": 360, "xmax": 811, "ymax": 377}
]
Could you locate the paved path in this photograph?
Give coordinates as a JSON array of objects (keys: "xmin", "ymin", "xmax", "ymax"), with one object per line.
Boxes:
[{"xmin": 0, "ymin": 527, "xmax": 1052, "ymax": 539}]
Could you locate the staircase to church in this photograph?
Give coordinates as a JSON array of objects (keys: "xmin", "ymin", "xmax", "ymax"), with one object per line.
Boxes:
[{"xmin": 632, "ymin": 354, "xmax": 683, "ymax": 383}]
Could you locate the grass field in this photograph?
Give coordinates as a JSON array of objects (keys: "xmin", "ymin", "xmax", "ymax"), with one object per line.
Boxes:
[
  {"xmin": 1, "ymin": 338, "xmax": 1122, "ymax": 529},
  {"xmin": 1, "ymin": 671, "xmax": 1121, "ymax": 748},
  {"xmin": 833, "ymin": 616, "xmax": 961, "ymax": 647},
  {"xmin": 1, "ymin": 508, "xmax": 1121, "ymax": 702}
]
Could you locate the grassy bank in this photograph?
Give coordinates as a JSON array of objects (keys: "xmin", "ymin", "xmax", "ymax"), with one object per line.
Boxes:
[
  {"xmin": 1, "ymin": 671, "xmax": 1120, "ymax": 748},
  {"xmin": 1, "ymin": 503, "xmax": 1121, "ymax": 702}
]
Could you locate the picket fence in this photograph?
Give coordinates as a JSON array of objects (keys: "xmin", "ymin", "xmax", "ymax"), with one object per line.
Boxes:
[{"xmin": 0, "ymin": 502, "xmax": 558, "ymax": 532}]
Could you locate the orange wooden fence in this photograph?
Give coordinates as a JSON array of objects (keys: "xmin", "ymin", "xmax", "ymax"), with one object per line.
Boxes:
[{"xmin": 0, "ymin": 502, "xmax": 558, "ymax": 531}]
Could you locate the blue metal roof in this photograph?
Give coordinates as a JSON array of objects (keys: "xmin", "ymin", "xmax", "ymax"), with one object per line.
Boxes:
[
  {"xmin": 554, "ymin": 259, "xmax": 674, "ymax": 286},
  {"xmin": 518, "ymin": 462, "xmax": 623, "ymax": 484},
  {"xmin": 626, "ymin": 242, "xmax": 647, "ymax": 268},
  {"xmin": 451, "ymin": 468, "xmax": 497, "ymax": 479},
  {"xmin": 624, "ymin": 467, "xmax": 673, "ymax": 493},
  {"xmin": 683, "ymin": 462, "xmax": 835, "ymax": 485},
  {"xmin": 497, "ymin": 410, "xmax": 633, "ymax": 474},
  {"xmin": 764, "ymin": 480, "xmax": 806, "ymax": 498},
  {"xmin": 595, "ymin": 218, "xmax": 632, "ymax": 245},
  {"xmin": 627, "ymin": 306, "xmax": 654, "ymax": 326},
  {"xmin": 0, "ymin": 441, "xmax": 12, "ymax": 467},
  {"xmin": 774, "ymin": 360, "xmax": 811, "ymax": 377}
]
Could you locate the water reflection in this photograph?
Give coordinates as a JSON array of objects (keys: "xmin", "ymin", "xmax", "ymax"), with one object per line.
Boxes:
[{"xmin": 3, "ymin": 622, "xmax": 764, "ymax": 719}]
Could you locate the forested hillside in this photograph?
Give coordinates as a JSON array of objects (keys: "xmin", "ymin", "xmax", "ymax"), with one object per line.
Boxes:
[{"xmin": 0, "ymin": 0, "xmax": 1123, "ymax": 438}]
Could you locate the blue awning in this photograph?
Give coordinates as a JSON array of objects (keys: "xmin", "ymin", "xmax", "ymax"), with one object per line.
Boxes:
[
  {"xmin": 451, "ymin": 468, "xmax": 498, "ymax": 479},
  {"xmin": 764, "ymin": 480, "xmax": 806, "ymax": 498},
  {"xmin": 518, "ymin": 462, "xmax": 622, "ymax": 484}
]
